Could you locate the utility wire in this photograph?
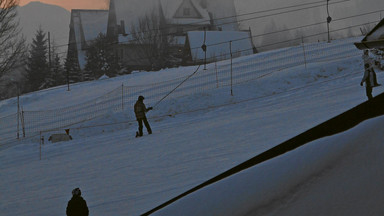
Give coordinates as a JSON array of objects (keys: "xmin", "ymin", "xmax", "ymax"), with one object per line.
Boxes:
[
  {"xmin": 4, "ymin": 5, "xmax": 381, "ymax": 74},
  {"xmin": 29, "ymin": 9, "xmax": 384, "ymax": 67},
  {"xmin": 92, "ymin": 0, "xmax": 351, "ymax": 49},
  {"xmin": 4, "ymin": 17, "xmax": 376, "ymax": 71},
  {"xmin": 13, "ymin": 0, "xmax": 352, "ymax": 55},
  {"xmin": 18, "ymin": 13, "xmax": 380, "ymax": 64},
  {"xmin": 189, "ymin": 10, "xmax": 383, "ymax": 51},
  {"xmin": 121, "ymin": 19, "xmax": 379, "ymax": 64}
]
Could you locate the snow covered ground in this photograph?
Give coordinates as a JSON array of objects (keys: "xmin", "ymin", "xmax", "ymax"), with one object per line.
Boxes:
[{"xmin": 1, "ymin": 37, "xmax": 384, "ymax": 215}]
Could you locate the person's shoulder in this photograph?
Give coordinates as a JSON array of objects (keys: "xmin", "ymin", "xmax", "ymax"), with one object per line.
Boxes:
[
  {"xmin": 79, "ymin": 196, "xmax": 87, "ymax": 203},
  {"xmin": 69, "ymin": 196, "xmax": 86, "ymax": 202}
]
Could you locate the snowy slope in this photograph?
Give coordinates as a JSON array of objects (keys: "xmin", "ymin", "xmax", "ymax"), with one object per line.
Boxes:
[{"xmin": 1, "ymin": 37, "xmax": 384, "ymax": 215}]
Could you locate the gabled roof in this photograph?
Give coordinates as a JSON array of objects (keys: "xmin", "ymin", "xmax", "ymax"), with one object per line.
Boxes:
[
  {"xmin": 160, "ymin": 0, "xmax": 210, "ymax": 25},
  {"xmin": 71, "ymin": 10, "xmax": 109, "ymax": 46},
  {"xmin": 355, "ymin": 18, "xmax": 384, "ymax": 50},
  {"xmin": 186, "ymin": 31, "xmax": 253, "ymax": 62},
  {"xmin": 70, "ymin": 9, "xmax": 109, "ymax": 69}
]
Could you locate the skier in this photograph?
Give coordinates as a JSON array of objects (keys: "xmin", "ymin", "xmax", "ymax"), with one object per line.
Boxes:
[
  {"xmin": 362, "ymin": 50, "xmax": 380, "ymax": 86},
  {"xmin": 66, "ymin": 188, "xmax": 89, "ymax": 216},
  {"xmin": 362, "ymin": 50, "xmax": 371, "ymax": 65},
  {"xmin": 134, "ymin": 95, "xmax": 153, "ymax": 137},
  {"xmin": 361, "ymin": 63, "xmax": 376, "ymax": 100}
]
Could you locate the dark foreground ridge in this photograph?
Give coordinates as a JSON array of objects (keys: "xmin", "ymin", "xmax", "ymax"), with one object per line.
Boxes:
[{"xmin": 142, "ymin": 93, "xmax": 384, "ymax": 215}]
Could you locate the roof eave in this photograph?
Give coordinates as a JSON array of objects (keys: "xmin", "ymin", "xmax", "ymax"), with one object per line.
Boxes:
[{"xmin": 354, "ymin": 39, "xmax": 384, "ymax": 50}]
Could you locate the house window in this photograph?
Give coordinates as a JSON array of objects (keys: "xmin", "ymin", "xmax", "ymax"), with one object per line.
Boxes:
[{"xmin": 183, "ymin": 8, "xmax": 190, "ymax": 16}]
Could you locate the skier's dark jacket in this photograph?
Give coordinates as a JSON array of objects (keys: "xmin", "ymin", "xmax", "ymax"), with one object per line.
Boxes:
[
  {"xmin": 134, "ymin": 100, "xmax": 150, "ymax": 120},
  {"xmin": 66, "ymin": 196, "xmax": 89, "ymax": 216}
]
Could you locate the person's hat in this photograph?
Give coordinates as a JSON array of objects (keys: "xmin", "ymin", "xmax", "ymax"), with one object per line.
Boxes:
[
  {"xmin": 138, "ymin": 95, "xmax": 145, "ymax": 100},
  {"xmin": 365, "ymin": 63, "xmax": 370, "ymax": 68},
  {"xmin": 72, "ymin": 188, "xmax": 81, "ymax": 196}
]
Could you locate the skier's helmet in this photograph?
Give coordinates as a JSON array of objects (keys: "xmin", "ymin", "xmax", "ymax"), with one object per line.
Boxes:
[
  {"xmin": 138, "ymin": 95, "xmax": 145, "ymax": 101},
  {"xmin": 72, "ymin": 188, "xmax": 81, "ymax": 196}
]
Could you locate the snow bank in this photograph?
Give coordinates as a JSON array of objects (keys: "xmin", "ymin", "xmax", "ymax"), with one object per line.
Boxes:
[{"xmin": 152, "ymin": 116, "xmax": 384, "ymax": 216}]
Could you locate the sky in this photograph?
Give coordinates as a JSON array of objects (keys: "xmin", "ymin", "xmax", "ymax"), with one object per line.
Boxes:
[
  {"xmin": 19, "ymin": 0, "xmax": 108, "ymax": 11},
  {"xmin": 2, "ymin": 36, "xmax": 384, "ymax": 215}
]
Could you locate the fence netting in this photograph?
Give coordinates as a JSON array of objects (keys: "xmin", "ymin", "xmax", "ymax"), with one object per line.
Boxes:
[{"xmin": 0, "ymin": 38, "xmax": 362, "ymax": 147}]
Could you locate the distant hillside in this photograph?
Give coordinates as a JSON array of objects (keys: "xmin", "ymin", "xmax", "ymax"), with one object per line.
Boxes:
[{"xmin": 17, "ymin": 1, "xmax": 71, "ymax": 57}]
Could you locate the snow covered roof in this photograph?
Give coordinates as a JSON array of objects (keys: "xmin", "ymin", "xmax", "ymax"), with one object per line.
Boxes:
[
  {"xmin": 71, "ymin": 10, "xmax": 109, "ymax": 45},
  {"xmin": 355, "ymin": 18, "xmax": 384, "ymax": 49},
  {"xmin": 187, "ymin": 31, "xmax": 253, "ymax": 62},
  {"xmin": 79, "ymin": 11, "xmax": 109, "ymax": 42},
  {"xmin": 71, "ymin": 10, "xmax": 109, "ymax": 69}
]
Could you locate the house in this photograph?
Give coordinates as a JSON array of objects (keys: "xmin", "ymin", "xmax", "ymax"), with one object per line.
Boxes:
[
  {"xmin": 202, "ymin": 0, "xmax": 239, "ymax": 31},
  {"xmin": 67, "ymin": 10, "xmax": 109, "ymax": 75},
  {"xmin": 183, "ymin": 31, "xmax": 255, "ymax": 65},
  {"xmin": 158, "ymin": 0, "xmax": 214, "ymax": 62},
  {"xmin": 106, "ymin": 0, "xmax": 240, "ymax": 70},
  {"xmin": 355, "ymin": 18, "xmax": 384, "ymax": 50}
]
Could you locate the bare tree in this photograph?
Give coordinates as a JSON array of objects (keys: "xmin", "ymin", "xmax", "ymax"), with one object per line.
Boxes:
[
  {"xmin": 0, "ymin": 0, "xmax": 26, "ymax": 79},
  {"xmin": 130, "ymin": 9, "xmax": 176, "ymax": 70}
]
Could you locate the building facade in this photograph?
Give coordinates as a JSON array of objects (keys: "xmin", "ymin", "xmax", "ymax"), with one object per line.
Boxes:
[{"xmin": 106, "ymin": 0, "xmax": 240, "ymax": 71}]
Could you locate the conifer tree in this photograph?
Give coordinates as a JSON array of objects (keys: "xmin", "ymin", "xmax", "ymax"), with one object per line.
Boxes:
[
  {"xmin": 25, "ymin": 28, "xmax": 49, "ymax": 92},
  {"xmin": 52, "ymin": 54, "xmax": 65, "ymax": 85},
  {"xmin": 45, "ymin": 40, "xmax": 65, "ymax": 87},
  {"xmin": 64, "ymin": 50, "xmax": 82, "ymax": 83},
  {"xmin": 84, "ymin": 33, "xmax": 119, "ymax": 80}
]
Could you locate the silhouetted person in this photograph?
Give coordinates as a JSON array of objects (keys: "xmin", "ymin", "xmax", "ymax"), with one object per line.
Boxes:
[
  {"xmin": 362, "ymin": 50, "xmax": 380, "ymax": 86},
  {"xmin": 361, "ymin": 63, "xmax": 374, "ymax": 100},
  {"xmin": 134, "ymin": 95, "xmax": 152, "ymax": 137},
  {"xmin": 66, "ymin": 188, "xmax": 89, "ymax": 216}
]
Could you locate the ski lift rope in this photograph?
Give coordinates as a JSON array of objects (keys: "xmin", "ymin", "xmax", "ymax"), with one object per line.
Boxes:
[{"xmin": 152, "ymin": 64, "xmax": 202, "ymax": 108}]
